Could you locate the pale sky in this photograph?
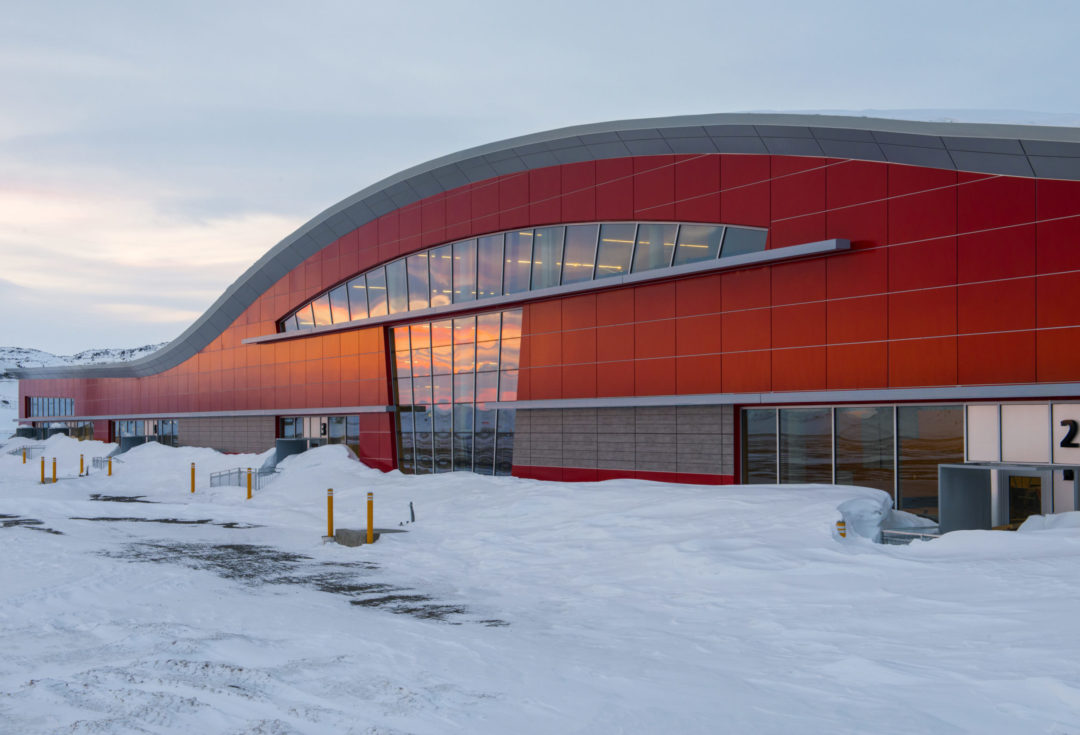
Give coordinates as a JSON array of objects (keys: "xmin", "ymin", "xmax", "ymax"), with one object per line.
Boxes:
[{"xmin": 2, "ymin": 0, "xmax": 1078, "ymax": 353}]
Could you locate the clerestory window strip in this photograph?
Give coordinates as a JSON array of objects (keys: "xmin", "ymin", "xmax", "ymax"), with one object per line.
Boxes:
[{"xmin": 277, "ymin": 221, "xmax": 767, "ymax": 333}]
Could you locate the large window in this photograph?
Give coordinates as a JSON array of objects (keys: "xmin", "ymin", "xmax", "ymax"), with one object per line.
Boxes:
[
  {"xmin": 279, "ymin": 415, "xmax": 364, "ymax": 458},
  {"xmin": 742, "ymin": 409, "xmax": 777, "ymax": 484},
  {"xmin": 742, "ymin": 404, "xmax": 963, "ymax": 520},
  {"xmin": 328, "ymin": 285, "xmax": 349, "ymax": 324},
  {"xmin": 503, "ymin": 231, "xmax": 533, "ymax": 294},
  {"xmin": 531, "ymin": 226, "xmax": 564, "ymax": 289},
  {"xmin": 111, "ymin": 418, "xmax": 177, "ymax": 445},
  {"xmin": 561, "ymin": 224, "xmax": 599, "ymax": 284},
  {"xmin": 27, "ymin": 397, "xmax": 74, "ymax": 417},
  {"xmin": 157, "ymin": 419, "xmax": 179, "ymax": 447},
  {"xmin": 778, "ymin": 408, "xmax": 833, "ymax": 484},
  {"xmin": 391, "ymin": 308, "xmax": 521, "ymax": 476},
  {"xmin": 346, "ymin": 277, "xmax": 368, "ymax": 321},
  {"xmin": 295, "ymin": 304, "xmax": 315, "ymax": 329},
  {"xmin": 835, "ymin": 407, "xmax": 894, "ymax": 495},
  {"xmin": 898, "ymin": 406, "xmax": 963, "ymax": 520},
  {"xmin": 476, "ymin": 235, "xmax": 502, "ymax": 298},
  {"xmin": 721, "ymin": 228, "xmax": 768, "ymax": 257},
  {"xmin": 673, "ymin": 225, "xmax": 725, "ymax": 265},
  {"xmin": 453, "ymin": 239, "xmax": 477, "ymax": 303},
  {"xmin": 385, "ymin": 259, "xmax": 408, "ymax": 314},
  {"xmin": 279, "ymin": 221, "xmax": 767, "ymax": 332},
  {"xmin": 367, "ymin": 270, "xmax": 388, "ymax": 316},
  {"xmin": 631, "ymin": 223, "xmax": 677, "ymax": 273},
  {"xmin": 594, "ymin": 223, "xmax": 636, "ymax": 279},
  {"xmin": 429, "ymin": 245, "xmax": 453, "ymax": 307},
  {"xmin": 311, "ymin": 294, "xmax": 332, "ymax": 327},
  {"xmin": 406, "ymin": 253, "xmax": 430, "ymax": 311}
]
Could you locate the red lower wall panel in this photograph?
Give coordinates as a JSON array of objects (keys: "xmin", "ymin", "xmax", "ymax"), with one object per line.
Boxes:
[{"xmin": 513, "ymin": 465, "xmax": 735, "ymax": 486}]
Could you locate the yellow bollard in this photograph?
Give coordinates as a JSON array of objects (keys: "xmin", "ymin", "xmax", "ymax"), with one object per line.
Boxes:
[
  {"xmin": 327, "ymin": 488, "xmax": 334, "ymax": 538},
  {"xmin": 108, "ymin": 457, "xmax": 112, "ymax": 477},
  {"xmin": 190, "ymin": 462, "xmax": 195, "ymax": 494},
  {"xmin": 367, "ymin": 492, "xmax": 374, "ymax": 545},
  {"xmin": 80, "ymin": 454, "xmax": 84, "ymax": 475},
  {"xmin": 836, "ymin": 520, "xmax": 847, "ymax": 538},
  {"xmin": 246, "ymin": 468, "xmax": 252, "ymax": 500},
  {"xmin": 52, "ymin": 458, "xmax": 56, "ymax": 484},
  {"xmin": 40, "ymin": 456, "xmax": 45, "ymax": 484},
  {"xmin": 22, "ymin": 448, "xmax": 26, "ymax": 464}
]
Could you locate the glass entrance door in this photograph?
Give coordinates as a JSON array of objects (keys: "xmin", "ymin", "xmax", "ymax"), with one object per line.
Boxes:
[
  {"xmin": 998, "ymin": 470, "xmax": 1051, "ymax": 529},
  {"xmin": 1006, "ymin": 475, "xmax": 1042, "ymax": 528}
]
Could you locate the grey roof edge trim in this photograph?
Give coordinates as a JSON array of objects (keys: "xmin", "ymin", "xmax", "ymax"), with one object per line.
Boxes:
[{"xmin": 19, "ymin": 113, "xmax": 1080, "ymax": 382}]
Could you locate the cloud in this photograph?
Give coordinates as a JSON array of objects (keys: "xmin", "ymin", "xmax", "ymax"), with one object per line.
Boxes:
[
  {"xmin": 92, "ymin": 303, "xmax": 205, "ymax": 324},
  {"xmin": 0, "ymin": 0, "xmax": 1076, "ymax": 354},
  {"xmin": 0, "ymin": 182, "xmax": 302, "ymax": 352}
]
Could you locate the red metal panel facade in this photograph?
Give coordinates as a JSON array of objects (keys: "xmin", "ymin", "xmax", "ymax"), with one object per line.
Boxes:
[{"xmin": 19, "ymin": 153, "xmax": 1080, "ymax": 482}]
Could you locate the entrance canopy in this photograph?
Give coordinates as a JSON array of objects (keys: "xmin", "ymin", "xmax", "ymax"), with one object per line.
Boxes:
[{"xmin": 938, "ymin": 462, "xmax": 1080, "ymax": 533}]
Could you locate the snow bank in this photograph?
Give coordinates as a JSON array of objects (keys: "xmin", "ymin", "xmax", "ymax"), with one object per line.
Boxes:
[
  {"xmin": 1018, "ymin": 510, "xmax": 1080, "ymax": 532},
  {"xmin": 837, "ymin": 491, "xmax": 892, "ymax": 541},
  {"xmin": 0, "ymin": 434, "xmax": 115, "ymax": 470},
  {"xmin": 885, "ymin": 508, "xmax": 939, "ymax": 528},
  {"xmin": 2, "ymin": 443, "xmax": 1079, "ymax": 734}
]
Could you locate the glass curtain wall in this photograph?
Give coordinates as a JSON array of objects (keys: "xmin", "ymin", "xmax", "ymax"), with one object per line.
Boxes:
[
  {"xmin": 778, "ymin": 408, "xmax": 833, "ymax": 483},
  {"xmin": 155, "ymin": 419, "xmax": 179, "ymax": 447},
  {"xmin": 742, "ymin": 404, "xmax": 963, "ymax": 519},
  {"xmin": 897, "ymin": 406, "xmax": 963, "ymax": 519},
  {"xmin": 531, "ymin": 226, "xmax": 564, "ymax": 289},
  {"xmin": 429, "ymin": 246, "xmax": 453, "ymax": 307},
  {"xmin": 391, "ymin": 308, "xmax": 521, "ymax": 476},
  {"xmin": 835, "ymin": 407, "xmax": 895, "ymax": 495},
  {"xmin": 742, "ymin": 409, "xmax": 777, "ymax": 484},
  {"xmin": 476, "ymin": 235, "xmax": 503, "ymax": 298},
  {"xmin": 279, "ymin": 415, "xmax": 364, "ymax": 456},
  {"xmin": 70, "ymin": 421, "xmax": 95, "ymax": 441},
  {"xmin": 631, "ymin": 223, "xmax": 678, "ymax": 272},
  {"xmin": 111, "ymin": 419, "xmax": 175, "ymax": 444},
  {"xmin": 280, "ymin": 222, "xmax": 768, "ymax": 332},
  {"xmin": 28, "ymin": 397, "xmax": 75, "ymax": 417},
  {"xmin": 595, "ymin": 223, "xmax": 636, "ymax": 278}
]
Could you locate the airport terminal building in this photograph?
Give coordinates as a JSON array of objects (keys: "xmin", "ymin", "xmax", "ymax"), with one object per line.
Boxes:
[{"xmin": 16, "ymin": 113, "xmax": 1080, "ymax": 522}]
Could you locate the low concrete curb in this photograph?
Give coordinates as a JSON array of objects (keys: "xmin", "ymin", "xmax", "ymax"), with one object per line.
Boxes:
[{"xmin": 329, "ymin": 528, "xmax": 408, "ymax": 547}]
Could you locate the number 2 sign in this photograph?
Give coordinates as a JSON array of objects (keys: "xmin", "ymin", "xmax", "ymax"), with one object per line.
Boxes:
[
  {"xmin": 1061, "ymin": 419, "xmax": 1079, "ymax": 448},
  {"xmin": 1054, "ymin": 406, "xmax": 1080, "ymax": 462}
]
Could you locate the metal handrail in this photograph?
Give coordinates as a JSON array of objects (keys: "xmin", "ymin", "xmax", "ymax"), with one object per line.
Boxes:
[
  {"xmin": 7, "ymin": 444, "xmax": 45, "ymax": 459},
  {"xmin": 209, "ymin": 466, "xmax": 278, "ymax": 491},
  {"xmin": 881, "ymin": 528, "xmax": 942, "ymax": 545}
]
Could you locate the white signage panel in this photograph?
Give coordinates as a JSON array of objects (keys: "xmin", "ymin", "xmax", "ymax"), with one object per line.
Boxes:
[
  {"xmin": 1053, "ymin": 404, "xmax": 1080, "ymax": 465},
  {"xmin": 1001, "ymin": 404, "xmax": 1050, "ymax": 463},
  {"xmin": 966, "ymin": 405, "xmax": 1000, "ymax": 461}
]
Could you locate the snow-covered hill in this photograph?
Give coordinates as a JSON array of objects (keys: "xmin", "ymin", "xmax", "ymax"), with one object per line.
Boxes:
[{"xmin": 0, "ymin": 343, "xmax": 166, "ymax": 438}]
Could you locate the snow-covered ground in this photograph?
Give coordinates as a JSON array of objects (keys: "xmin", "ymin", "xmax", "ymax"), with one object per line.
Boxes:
[
  {"xmin": 1, "ymin": 435, "xmax": 1079, "ymax": 734},
  {"xmin": 0, "ymin": 344, "xmax": 166, "ymax": 438}
]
